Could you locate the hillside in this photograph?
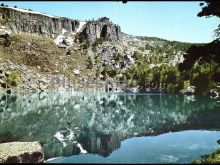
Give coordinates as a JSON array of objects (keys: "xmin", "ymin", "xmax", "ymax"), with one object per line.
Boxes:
[{"xmin": 0, "ymin": 5, "xmax": 197, "ymax": 93}]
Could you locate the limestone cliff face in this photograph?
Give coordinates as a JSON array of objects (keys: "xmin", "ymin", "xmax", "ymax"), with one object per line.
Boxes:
[
  {"xmin": 81, "ymin": 17, "xmax": 122, "ymax": 43},
  {"xmin": 0, "ymin": 6, "xmax": 80, "ymax": 37},
  {"xmin": 0, "ymin": 7, "xmax": 122, "ymax": 43}
]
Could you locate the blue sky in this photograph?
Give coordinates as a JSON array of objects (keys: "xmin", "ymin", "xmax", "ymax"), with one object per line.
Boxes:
[{"xmin": 1, "ymin": 1, "xmax": 219, "ymax": 43}]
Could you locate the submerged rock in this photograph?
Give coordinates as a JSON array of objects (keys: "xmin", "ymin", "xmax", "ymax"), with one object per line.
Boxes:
[{"xmin": 0, "ymin": 141, "xmax": 44, "ymax": 163}]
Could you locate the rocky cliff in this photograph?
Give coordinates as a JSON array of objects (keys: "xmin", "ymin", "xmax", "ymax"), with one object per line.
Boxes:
[
  {"xmin": 0, "ymin": 5, "xmax": 191, "ymax": 94},
  {"xmin": 81, "ymin": 17, "xmax": 122, "ymax": 43},
  {"xmin": 0, "ymin": 6, "xmax": 122, "ymax": 43},
  {"xmin": 0, "ymin": 6, "xmax": 80, "ymax": 37}
]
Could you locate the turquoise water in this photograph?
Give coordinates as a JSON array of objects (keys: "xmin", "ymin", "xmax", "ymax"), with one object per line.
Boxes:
[{"xmin": 0, "ymin": 91, "xmax": 220, "ymax": 163}]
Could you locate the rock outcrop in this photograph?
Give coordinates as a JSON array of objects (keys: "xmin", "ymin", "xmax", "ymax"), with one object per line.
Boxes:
[
  {"xmin": 0, "ymin": 6, "xmax": 80, "ymax": 37},
  {"xmin": 81, "ymin": 17, "xmax": 122, "ymax": 43},
  {"xmin": 0, "ymin": 141, "xmax": 44, "ymax": 163},
  {"xmin": 0, "ymin": 7, "xmax": 122, "ymax": 44}
]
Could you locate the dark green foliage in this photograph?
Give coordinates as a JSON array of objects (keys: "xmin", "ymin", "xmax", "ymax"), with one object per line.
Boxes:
[
  {"xmin": 178, "ymin": 1, "xmax": 220, "ymax": 93},
  {"xmin": 197, "ymin": 1, "xmax": 220, "ymax": 18},
  {"xmin": 108, "ymin": 69, "xmax": 119, "ymax": 78},
  {"xmin": 101, "ymin": 64, "xmax": 110, "ymax": 80},
  {"xmin": 145, "ymin": 44, "xmax": 156, "ymax": 51},
  {"xmin": 138, "ymin": 47, "xmax": 145, "ymax": 52},
  {"xmin": 94, "ymin": 55, "xmax": 101, "ymax": 64},
  {"xmin": 83, "ymin": 41, "xmax": 90, "ymax": 49},
  {"xmin": 125, "ymin": 63, "xmax": 181, "ymax": 91},
  {"xmin": 113, "ymin": 53, "xmax": 123, "ymax": 63},
  {"xmin": 197, "ymin": 1, "xmax": 220, "ymax": 39},
  {"xmin": 133, "ymin": 51, "xmax": 143, "ymax": 60}
]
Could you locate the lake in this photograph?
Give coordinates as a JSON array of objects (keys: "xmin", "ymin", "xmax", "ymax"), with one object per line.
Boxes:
[{"xmin": 0, "ymin": 91, "xmax": 220, "ymax": 163}]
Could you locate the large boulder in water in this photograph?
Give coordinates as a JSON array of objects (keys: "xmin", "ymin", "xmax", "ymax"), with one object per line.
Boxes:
[{"xmin": 0, "ymin": 141, "xmax": 44, "ymax": 163}]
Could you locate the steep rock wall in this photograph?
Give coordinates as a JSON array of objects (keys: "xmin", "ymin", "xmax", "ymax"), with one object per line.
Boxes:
[
  {"xmin": 0, "ymin": 6, "xmax": 80, "ymax": 37},
  {"xmin": 81, "ymin": 17, "xmax": 122, "ymax": 43},
  {"xmin": 0, "ymin": 7, "xmax": 122, "ymax": 43}
]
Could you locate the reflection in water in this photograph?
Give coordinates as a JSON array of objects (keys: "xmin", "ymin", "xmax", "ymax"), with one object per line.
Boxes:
[
  {"xmin": 0, "ymin": 91, "xmax": 220, "ymax": 161},
  {"xmin": 47, "ymin": 130, "xmax": 220, "ymax": 163}
]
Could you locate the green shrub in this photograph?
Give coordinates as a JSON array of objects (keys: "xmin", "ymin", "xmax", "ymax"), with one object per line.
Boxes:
[
  {"xmin": 95, "ymin": 56, "xmax": 101, "ymax": 64},
  {"xmin": 138, "ymin": 47, "xmax": 145, "ymax": 52},
  {"xmin": 133, "ymin": 51, "xmax": 143, "ymax": 60},
  {"xmin": 6, "ymin": 71, "xmax": 21, "ymax": 86}
]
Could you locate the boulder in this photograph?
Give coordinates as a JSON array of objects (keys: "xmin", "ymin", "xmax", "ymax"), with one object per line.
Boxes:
[{"xmin": 0, "ymin": 141, "xmax": 44, "ymax": 163}]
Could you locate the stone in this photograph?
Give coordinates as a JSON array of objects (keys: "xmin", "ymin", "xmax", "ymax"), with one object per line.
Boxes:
[
  {"xmin": 54, "ymin": 34, "xmax": 74, "ymax": 48},
  {"xmin": 0, "ymin": 141, "xmax": 44, "ymax": 163},
  {"xmin": 73, "ymin": 69, "xmax": 80, "ymax": 75}
]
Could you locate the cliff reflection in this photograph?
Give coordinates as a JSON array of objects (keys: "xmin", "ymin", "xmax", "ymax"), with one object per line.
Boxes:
[{"xmin": 0, "ymin": 91, "xmax": 219, "ymax": 159}]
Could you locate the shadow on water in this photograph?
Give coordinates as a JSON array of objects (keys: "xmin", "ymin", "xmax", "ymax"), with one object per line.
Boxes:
[{"xmin": 0, "ymin": 91, "xmax": 220, "ymax": 162}]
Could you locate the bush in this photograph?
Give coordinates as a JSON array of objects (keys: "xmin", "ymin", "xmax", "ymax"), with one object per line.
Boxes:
[
  {"xmin": 83, "ymin": 41, "xmax": 90, "ymax": 49},
  {"xmin": 95, "ymin": 56, "xmax": 101, "ymax": 64},
  {"xmin": 113, "ymin": 53, "xmax": 123, "ymax": 62},
  {"xmin": 133, "ymin": 51, "xmax": 143, "ymax": 60},
  {"xmin": 145, "ymin": 44, "xmax": 155, "ymax": 51},
  {"xmin": 138, "ymin": 47, "xmax": 145, "ymax": 52},
  {"xmin": 109, "ymin": 69, "xmax": 119, "ymax": 78},
  {"xmin": 6, "ymin": 71, "xmax": 21, "ymax": 86},
  {"xmin": 87, "ymin": 56, "xmax": 94, "ymax": 69},
  {"xmin": 101, "ymin": 64, "xmax": 110, "ymax": 80}
]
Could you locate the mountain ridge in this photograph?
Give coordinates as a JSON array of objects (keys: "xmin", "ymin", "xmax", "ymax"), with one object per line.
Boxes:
[{"xmin": 0, "ymin": 4, "xmax": 196, "ymax": 93}]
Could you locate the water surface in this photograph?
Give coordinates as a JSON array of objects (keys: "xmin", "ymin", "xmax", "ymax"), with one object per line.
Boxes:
[
  {"xmin": 0, "ymin": 91, "xmax": 220, "ymax": 163},
  {"xmin": 47, "ymin": 130, "xmax": 220, "ymax": 163}
]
